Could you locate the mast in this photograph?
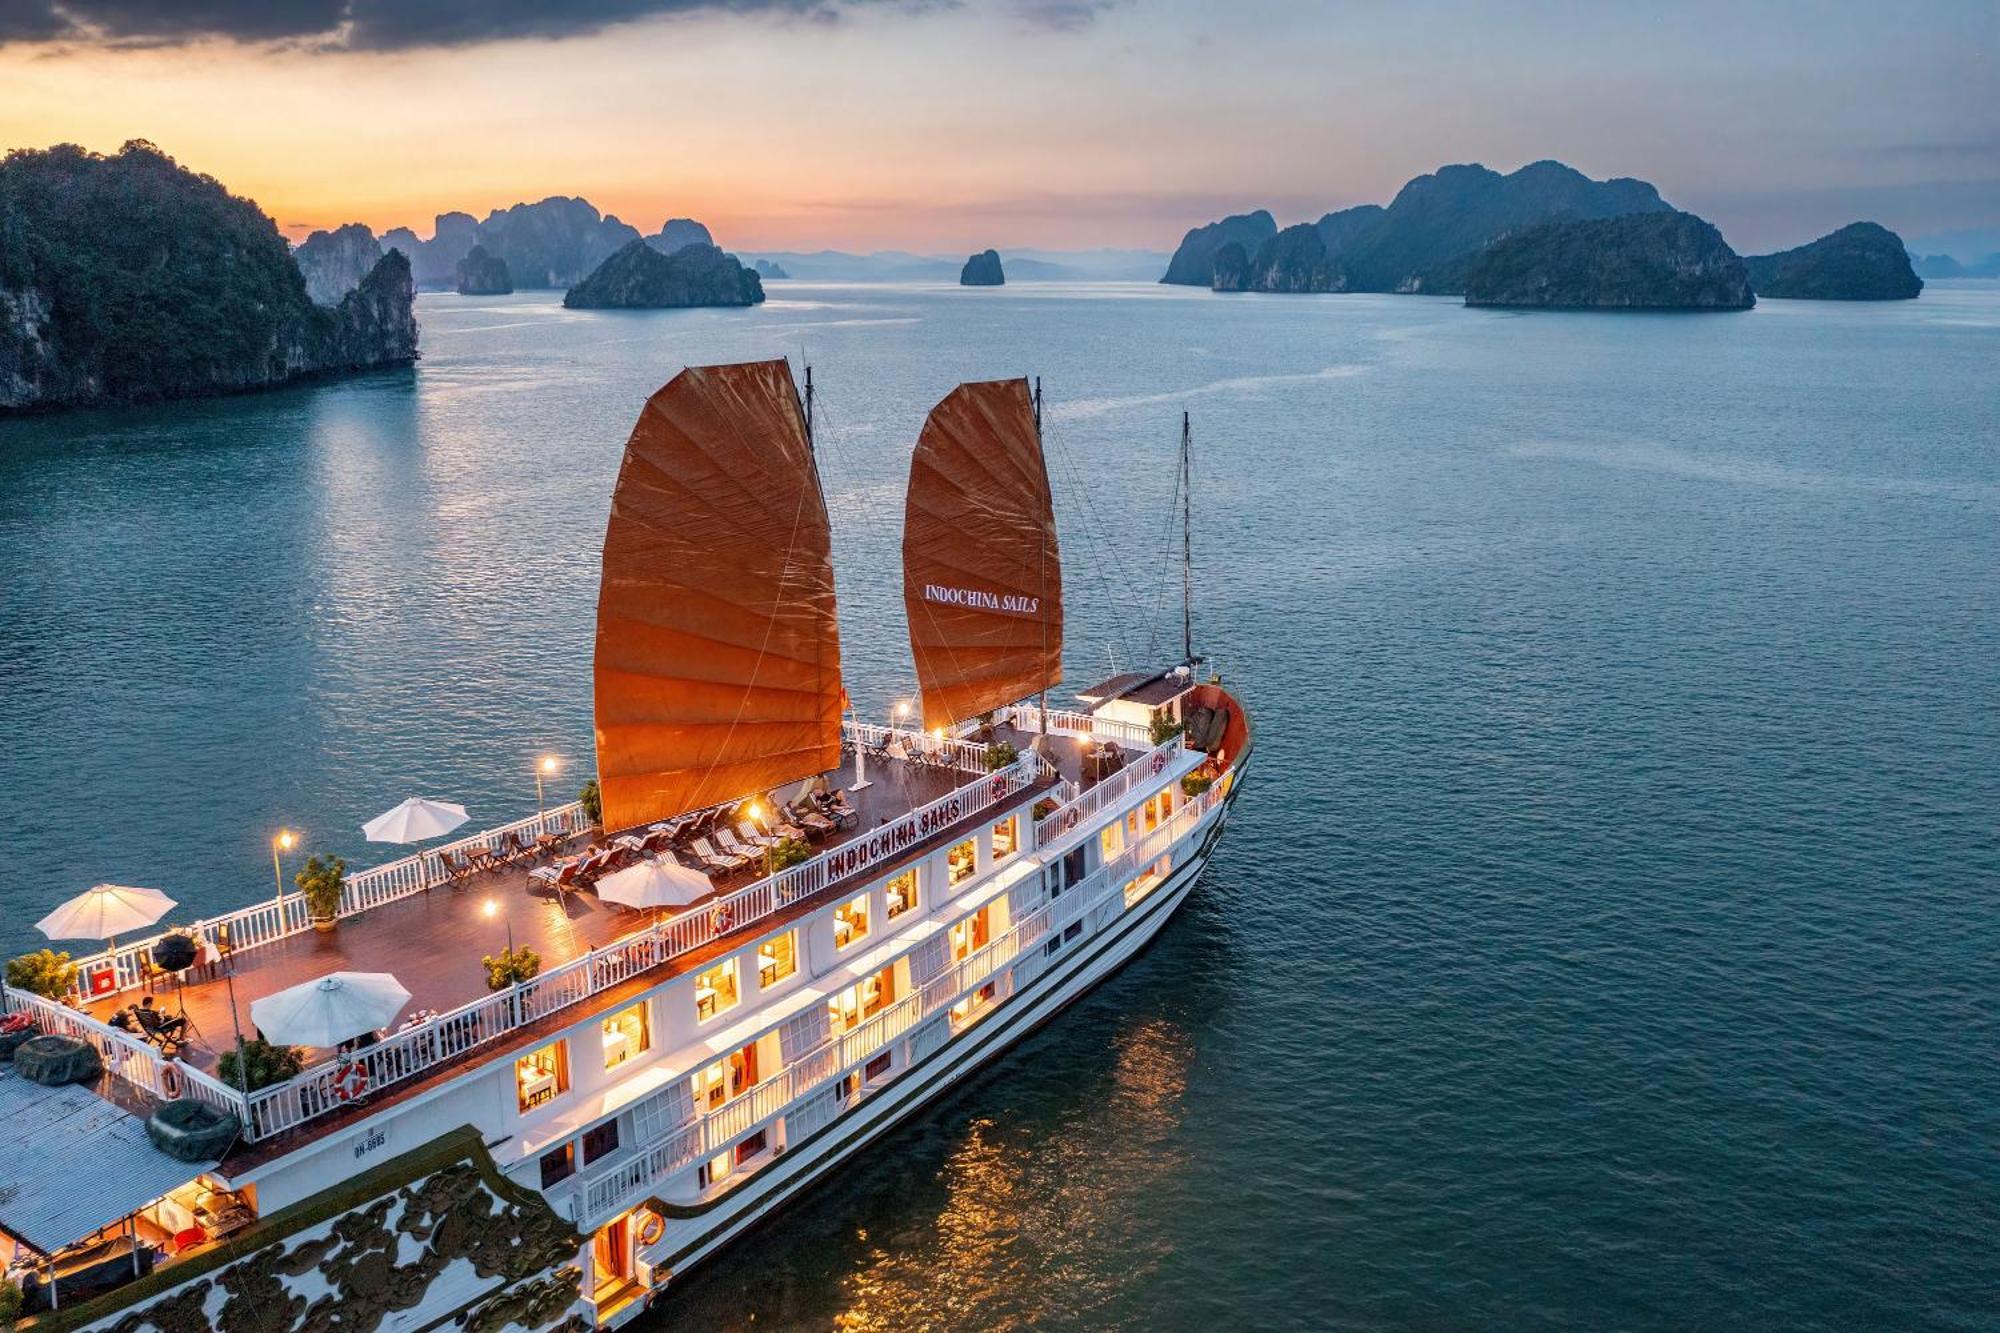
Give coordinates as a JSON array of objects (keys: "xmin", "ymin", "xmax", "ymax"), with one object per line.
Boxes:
[
  {"xmin": 804, "ymin": 363, "xmax": 815, "ymax": 450},
  {"xmin": 1034, "ymin": 376, "xmax": 1047, "ymax": 735},
  {"xmin": 1181, "ymin": 410, "xmax": 1194, "ymax": 665}
]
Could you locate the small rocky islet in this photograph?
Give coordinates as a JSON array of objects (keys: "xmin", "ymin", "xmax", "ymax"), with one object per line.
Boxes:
[
  {"xmin": 960, "ymin": 249, "xmax": 1005, "ymax": 286},
  {"xmin": 455, "ymin": 244, "xmax": 513, "ymax": 295}
]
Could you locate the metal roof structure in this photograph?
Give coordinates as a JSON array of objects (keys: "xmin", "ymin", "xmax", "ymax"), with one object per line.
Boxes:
[{"xmin": 0, "ymin": 1067, "xmax": 208, "ymax": 1254}]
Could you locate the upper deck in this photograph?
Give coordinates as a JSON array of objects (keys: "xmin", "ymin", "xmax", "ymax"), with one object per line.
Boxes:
[{"xmin": 8, "ymin": 714, "xmax": 1159, "ymax": 1150}]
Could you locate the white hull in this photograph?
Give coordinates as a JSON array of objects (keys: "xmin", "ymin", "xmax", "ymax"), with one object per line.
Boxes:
[{"xmin": 615, "ymin": 803, "xmax": 1231, "ymax": 1323}]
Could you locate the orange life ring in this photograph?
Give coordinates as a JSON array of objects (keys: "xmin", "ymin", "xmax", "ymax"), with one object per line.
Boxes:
[
  {"xmin": 990, "ymin": 776, "xmax": 1007, "ymax": 802},
  {"xmin": 1151, "ymin": 752, "xmax": 1168, "ymax": 776},
  {"xmin": 159, "ymin": 1060, "xmax": 182, "ymax": 1099},
  {"xmin": 332, "ymin": 1061, "xmax": 370, "ymax": 1102},
  {"xmin": 634, "ymin": 1209, "xmax": 665, "ymax": 1247}
]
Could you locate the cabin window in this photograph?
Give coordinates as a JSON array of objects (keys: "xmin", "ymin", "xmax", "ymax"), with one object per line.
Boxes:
[
  {"xmin": 991, "ymin": 816, "xmax": 1019, "ymax": 861},
  {"xmin": 828, "ymin": 967, "xmax": 895, "ymax": 1034},
  {"xmin": 949, "ymin": 907, "xmax": 991, "ymax": 963},
  {"xmin": 834, "ymin": 894, "xmax": 869, "ymax": 948},
  {"xmin": 698, "ymin": 1151, "xmax": 732, "ymax": 1189},
  {"xmin": 758, "ymin": 931, "xmax": 798, "ymax": 988},
  {"xmin": 1124, "ymin": 855, "xmax": 1173, "ymax": 908},
  {"xmin": 516, "ymin": 1041, "xmax": 568, "ymax": 1112},
  {"xmin": 539, "ymin": 1142, "xmax": 575, "ymax": 1188},
  {"xmin": 734, "ymin": 1129, "xmax": 768, "ymax": 1167},
  {"xmin": 694, "ymin": 1042, "xmax": 760, "ymax": 1111},
  {"xmin": 865, "ymin": 1051, "xmax": 893, "ymax": 1082},
  {"xmin": 1100, "ymin": 823, "xmax": 1124, "ymax": 861},
  {"xmin": 1061, "ymin": 845, "xmax": 1088, "ymax": 889},
  {"xmin": 950, "ymin": 980, "xmax": 998, "ymax": 1030},
  {"xmin": 582, "ymin": 1120, "xmax": 620, "ymax": 1166},
  {"xmin": 834, "ymin": 1072, "xmax": 861, "ymax": 1103},
  {"xmin": 947, "ymin": 838, "xmax": 977, "ymax": 886},
  {"xmin": 602, "ymin": 1003, "xmax": 649, "ymax": 1069},
  {"xmin": 1142, "ymin": 789, "xmax": 1174, "ymax": 832},
  {"xmin": 695, "ymin": 959, "xmax": 740, "ymax": 1022},
  {"xmin": 886, "ymin": 869, "xmax": 918, "ymax": 920}
]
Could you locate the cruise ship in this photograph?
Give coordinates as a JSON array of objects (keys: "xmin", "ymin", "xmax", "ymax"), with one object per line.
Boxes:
[{"xmin": 0, "ymin": 362, "xmax": 1249, "ymax": 1331}]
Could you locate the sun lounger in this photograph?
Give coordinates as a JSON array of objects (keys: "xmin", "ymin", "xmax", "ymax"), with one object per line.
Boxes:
[{"xmin": 689, "ymin": 837, "xmax": 747, "ymax": 875}]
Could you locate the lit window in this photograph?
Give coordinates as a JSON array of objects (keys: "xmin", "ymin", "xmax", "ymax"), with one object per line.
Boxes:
[
  {"xmin": 582, "ymin": 1120, "xmax": 620, "ymax": 1165},
  {"xmin": 886, "ymin": 869, "xmax": 917, "ymax": 920},
  {"xmin": 758, "ymin": 931, "xmax": 798, "ymax": 988},
  {"xmin": 693, "ymin": 1061, "xmax": 727, "ymax": 1112},
  {"xmin": 695, "ymin": 959, "xmax": 740, "ymax": 1022},
  {"xmin": 1100, "ymin": 823, "xmax": 1124, "ymax": 860},
  {"xmin": 1123, "ymin": 855, "xmax": 1173, "ymax": 908},
  {"xmin": 698, "ymin": 1150, "xmax": 732, "ymax": 1189},
  {"xmin": 948, "ymin": 838, "xmax": 976, "ymax": 886},
  {"xmin": 991, "ymin": 816, "xmax": 1019, "ymax": 861},
  {"xmin": 691, "ymin": 1041, "xmax": 759, "ymax": 1112},
  {"xmin": 602, "ymin": 1003, "xmax": 649, "ymax": 1069},
  {"xmin": 947, "ymin": 907, "xmax": 990, "ymax": 963},
  {"xmin": 950, "ymin": 981, "xmax": 998, "ymax": 1030},
  {"xmin": 834, "ymin": 894, "xmax": 869, "ymax": 948},
  {"xmin": 828, "ymin": 967, "xmax": 895, "ymax": 1034},
  {"xmin": 516, "ymin": 1041, "xmax": 568, "ymax": 1113}
]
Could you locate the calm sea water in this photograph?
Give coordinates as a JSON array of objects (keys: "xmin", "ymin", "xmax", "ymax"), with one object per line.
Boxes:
[{"xmin": 2, "ymin": 283, "xmax": 1996, "ymax": 1330}]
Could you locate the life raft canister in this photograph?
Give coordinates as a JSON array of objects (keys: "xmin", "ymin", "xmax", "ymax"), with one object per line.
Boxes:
[{"xmin": 332, "ymin": 1061, "xmax": 370, "ymax": 1102}]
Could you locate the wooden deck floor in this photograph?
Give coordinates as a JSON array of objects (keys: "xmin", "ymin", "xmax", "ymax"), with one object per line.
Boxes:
[{"xmin": 85, "ymin": 751, "xmax": 977, "ymax": 1070}]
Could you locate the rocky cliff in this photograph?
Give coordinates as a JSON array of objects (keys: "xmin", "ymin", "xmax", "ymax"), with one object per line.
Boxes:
[
  {"xmin": 455, "ymin": 243, "xmax": 513, "ymax": 295},
  {"xmin": 960, "ymin": 249, "xmax": 1005, "ymax": 285},
  {"xmin": 754, "ymin": 259, "xmax": 790, "ymax": 279},
  {"xmin": 1461, "ymin": 210, "xmax": 1753, "ymax": 309},
  {"xmin": 294, "ymin": 222, "xmax": 385, "ymax": 304},
  {"xmin": 480, "ymin": 197, "xmax": 641, "ymax": 288},
  {"xmin": 1743, "ymin": 222, "xmax": 1923, "ymax": 299},
  {"xmin": 649, "ymin": 218, "xmax": 715, "ymax": 255},
  {"xmin": 384, "ymin": 211, "xmax": 478, "ymax": 288},
  {"xmin": 0, "ymin": 141, "xmax": 416, "ymax": 414},
  {"xmin": 561, "ymin": 241, "xmax": 764, "ymax": 308},
  {"xmin": 1213, "ymin": 223, "xmax": 1348, "ymax": 293},
  {"xmin": 1161, "ymin": 210, "xmax": 1277, "ymax": 285}
]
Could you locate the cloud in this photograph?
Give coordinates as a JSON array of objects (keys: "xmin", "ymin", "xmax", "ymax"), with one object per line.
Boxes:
[{"xmin": 0, "ymin": 0, "xmax": 1113, "ymax": 50}]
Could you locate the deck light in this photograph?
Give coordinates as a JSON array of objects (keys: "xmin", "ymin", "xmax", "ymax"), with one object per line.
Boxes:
[
  {"xmin": 271, "ymin": 829, "xmax": 296, "ymax": 912},
  {"xmin": 535, "ymin": 755, "xmax": 562, "ymax": 814}
]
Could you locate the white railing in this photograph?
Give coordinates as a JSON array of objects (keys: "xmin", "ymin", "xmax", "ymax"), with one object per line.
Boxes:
[
  {"xmin": 0, "ymin": 988, "xmax": 249, "ymax": 1119},
  {"xmin": 1032, "ymin": 733, "xmax": 1190, "ymax": 849},
  {"xmin": 242, "ymin": 754, "xmax": 1048, "ymax": 1141},
  {"xmin": 573, "ymin": 774, "xmax": 1235, "ymax": 1225},
  {"xmin": 843, "ymin": 720, "xmax": 990, "ymax": 774},
  {"xmin": 58, "ymin": 801, "xmax": 593, "ymax": 1005},
  {"xmin": 1008, "ymin": 703, "xmax": 1154, "ymax": 749}
]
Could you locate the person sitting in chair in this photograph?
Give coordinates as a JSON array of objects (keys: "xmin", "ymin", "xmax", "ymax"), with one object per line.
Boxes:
[{"xmin": 136, "ymin": 995, "xmax": 188, "ymax": 1043}]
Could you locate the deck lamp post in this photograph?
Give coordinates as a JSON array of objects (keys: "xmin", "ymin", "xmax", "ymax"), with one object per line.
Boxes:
[
  {"xmin": 536, "ymin": 756, "xmax": 560, "ymax": 815},
  {"xmin": 483, "ymin": 897, "xmax": 514, "ymax": 955},
  {"xmin": 271, "ymin": 829, "xmax": 296, "ymax": 914}
]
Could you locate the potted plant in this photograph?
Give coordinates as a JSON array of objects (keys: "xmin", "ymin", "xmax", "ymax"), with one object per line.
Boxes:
[
  {"xmin": 218, "ymin": 1037, "xmax": 305, "ymax": 1092},
  {"xmin": 1031, "ymin": 796, "xmax": 1060, "ymax": 821},
  {"xmin": 984, "ymin": 740, "xmax": 1019, "ymax": 771},
  {"xmin": 1150, "ymin": 711, "xmax": 1186, "ymax": 746},
  {"xmin": 483, "ymin": 945, "xmax": 542, "ymax": 991},
  {"xmin": 295, "ymin": 854, "xmax": 347, "ymax": 932},
  {"xmin": 764, "ymin": 836, "xmax": 810, "ymax": 876},
  {"xmin": 579, "ymin": 778, "xmax": 602, "ymax": 828},
  {"xmin": 0, "ymin": 1276, "xmax": 22, "ymax": 1330},
  {"xmin": 1181, "ymin": 772, "xmax": 1215, "ymax": 798},
  {"xmin": 4, "ymin": 948, "xmax": 76, "ymax": 1001}
]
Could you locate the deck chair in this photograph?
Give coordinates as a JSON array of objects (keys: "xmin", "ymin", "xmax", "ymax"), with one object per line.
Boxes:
[
  {"xmin": 689, "ymin": 837, "xmax": 747, "ymax": 875},
  {"xmin": 438, "ymin": 848, "xmax": 476, "ymax": 883}
]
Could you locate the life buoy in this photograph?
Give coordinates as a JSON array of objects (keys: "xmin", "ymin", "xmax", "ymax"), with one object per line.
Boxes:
[
  {"xmin": 1151, "ymin": 751, "xmax": 1168, "ymax": 776},
  {"xmin": 1063, "ymin": 808, "xmax": 1080, "ymax": 831},
  {"xmin": 159, "ymin": 1060, "xmax": 183, "ymax": 1099},
  {"xmin": 332, "ymin": 1061, "xmax": 369, "ymax": 1102},
  {"xmin": 712, "ymin": 905, "xmax": 733, "ymax": 932},
  {"xmin": 990, "ymin": 776, "xmax": 1007, "ymax": 802},
  {"xmin": 634, "ymin": 1209, "xmax": 665, "ymax": 1247},
  {"xmin": 0, "ymin": 1012, "xmax": 35, "ymax": 1034}
]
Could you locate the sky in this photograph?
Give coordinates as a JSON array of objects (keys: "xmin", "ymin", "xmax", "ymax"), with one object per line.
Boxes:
[{"xmin": 0, "ymin": 0, "xmax": 1994, "ymax": 254}]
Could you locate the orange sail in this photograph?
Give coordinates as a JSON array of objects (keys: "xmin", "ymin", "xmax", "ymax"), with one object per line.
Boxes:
[
  {"xmin": 594, "ymin": 359, "xmax": 844, "ymax": 833},
  {"xmin": 902, "ymin": 378, "xmax": 1063, "ymax": 727}
]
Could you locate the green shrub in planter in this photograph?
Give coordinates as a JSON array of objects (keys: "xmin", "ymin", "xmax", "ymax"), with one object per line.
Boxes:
[
  {"xmin": 5, "ymin": 948, "xmax": 76, "ymax": 1000},
  {"xmin": 0, "ymin": 1277, "xmax": 22, "ymax": 1329},
  {"xmin": 764, "ymin": 836, "xmax": 810, "ymax": 875},
  {"xmin": 295, "ymin": 853, "xmax": 347, "ymax": 929},
  {"xmin": 1031, "ymin": 796, "xmax": 1060, "ymax": 821},
  {"xmin": 1150, "ymin": 712, "xmax": 1187, "ymax": 746},
  {"xmin": 579, "ymin": 778, "xmax": 602, "ymax": 826},
  {"xmin": 1181, "ymin": 772, "xmax": 1215, "ymax": 798},
  {"xmin": 483, "ymin": 945, "xmax": 542, "ymax": 991},
  {"xmin": 984, "ymin": 741, "xmax": 1019, "ymax": 771},
  {"xmin": 218, "ymin": 1037, "xmax": 305, "ymax": 1092}
]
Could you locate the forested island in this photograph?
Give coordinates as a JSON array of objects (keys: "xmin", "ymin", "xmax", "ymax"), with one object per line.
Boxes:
[
  {"xmin": 561, "ymin": 241, "xmax": 764, "ymax": 308},
  {"xmin": 1168, "ymin": 160, "xmax": 1923, "ymax": 306},
  {"xmin": 1462, "ymin": 211, "xmax": 1754, "ymax": 309},
  {"xmin": 1744, "ymin": 223, "xmax": 1922, "ymax": 299},
  {"xmin": 0, "ymin": 141, "xmax": 416, "ymax": 415}
]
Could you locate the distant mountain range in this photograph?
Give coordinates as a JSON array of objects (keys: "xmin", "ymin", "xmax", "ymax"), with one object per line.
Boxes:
[
  {"xmin": 380, "ymin": 200, "xmax": 717, "ymax": 291},
  {"xmin": 1166, "ymin": 160, "xmax": 1923, "ymax": 304}
]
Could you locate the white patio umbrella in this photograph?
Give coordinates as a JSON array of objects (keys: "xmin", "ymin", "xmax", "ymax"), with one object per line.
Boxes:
[
  {"xmin": 596, "ymin": 857, "xmax": 711, "ymax": 914},
  {"xmin": 36, "ymin": 883, "xmax": 177, "ymax": 949},
  {"xmin": 362, "ymin": 797, "xmax": 469, "ymax": 845},
  {"xmin": 251, "ymin": 971, "xmax": 411, "ymax": 1049}
]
